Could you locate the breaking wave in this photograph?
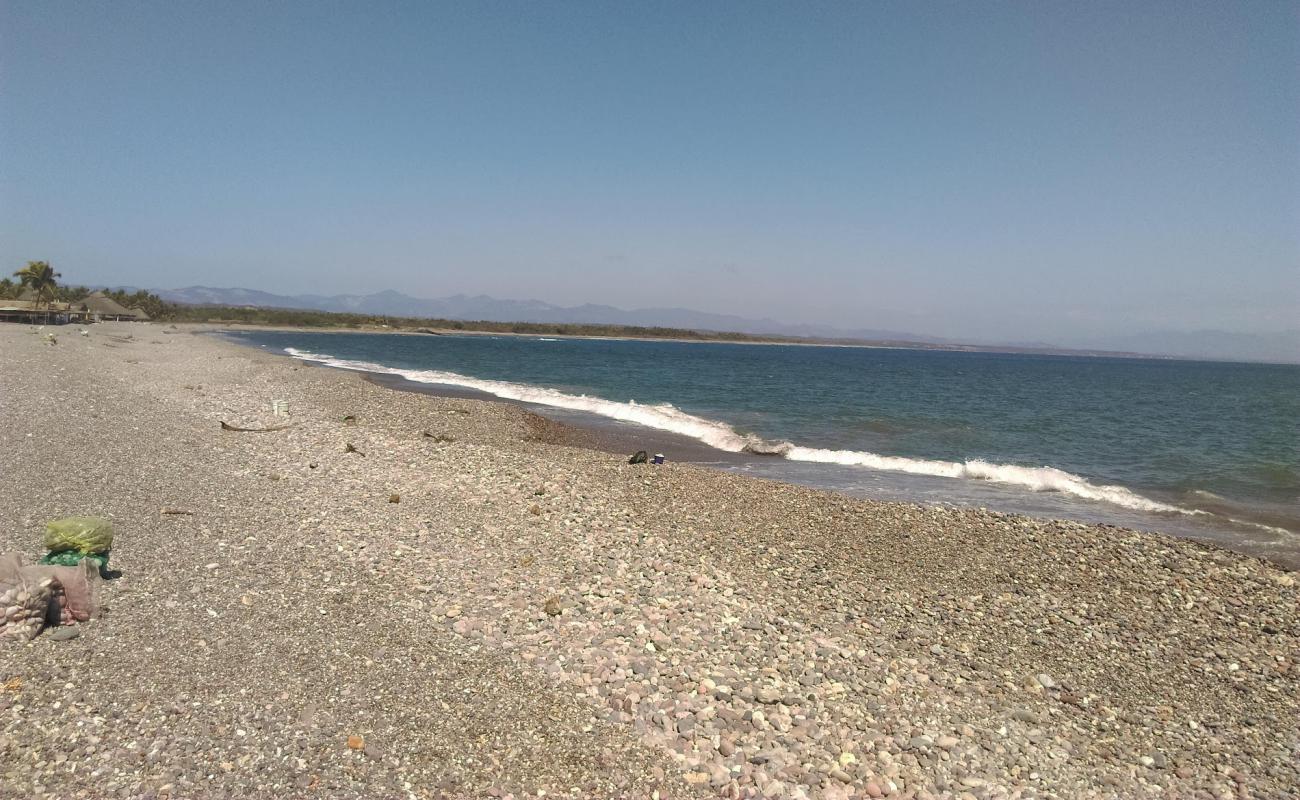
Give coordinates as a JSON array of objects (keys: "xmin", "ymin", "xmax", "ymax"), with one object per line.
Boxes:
[{"xmin": 284, "ymin": 347, "xmax": 1242, "ymax": 521}]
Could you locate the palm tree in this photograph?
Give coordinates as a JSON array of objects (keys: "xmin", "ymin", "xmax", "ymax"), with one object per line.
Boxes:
[{"xmin": 13, "ymin": 261, "xmax": 61, "ymax": 323}]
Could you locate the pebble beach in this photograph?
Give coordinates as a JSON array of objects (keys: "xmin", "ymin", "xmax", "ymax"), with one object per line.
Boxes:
[{"xmin": 1, "ymin": 323, "xmax": 1297, "ymax": 800}]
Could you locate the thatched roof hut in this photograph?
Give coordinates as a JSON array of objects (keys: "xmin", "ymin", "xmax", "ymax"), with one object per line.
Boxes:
[
  {"xmin": 0, "ymin": 299, "xmax": 78, "ymax": 323},
  {"xmin": 80, "ymin": 291, "xmax": 142, "ymax": 320}
]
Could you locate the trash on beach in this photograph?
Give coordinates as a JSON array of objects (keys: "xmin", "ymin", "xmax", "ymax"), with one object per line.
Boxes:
[
  {"xmin": 44, "ymin": 516, "xmax": 114, "ymax": 555},
  {"xmin": 0, "ymin": 552, "xmax": 101, "ymax": 641},
  {"xmin": 652, "ymin": 453, "xmax": 666, "ymax": 465},
  {"xmin": 272, "ymin": 399, "xmax": 290, "ymax": 417},
  {"xmin": 39, "ymin": 550, "xmax": 110, "ymax": 574},
  {"xmin": 628, "ymin": 450, "xmax": 649, "ymax": 465},
  {"xmin": 0, "ymin": 579, "xmax": 55, "ymax": 642},
  {"xmin": 388, "ymin": 494, "xmax": 401, "ymax": 503},
  {"xmin": 344, "ymin": 442, "xmax": 365, "ymax": 456},
  {"xmin": 23, "ymin": 559, "xmax": 102, "ymax": 624},
  {"xmin": 342, "ymin": 414, "xmax": 358, "ymax": 425},
  {"xmin": 543, "ymin": 596, "xmax": 562, "ymax": 617},
  {"xmin": 422, "ymin": 431, "xmax": 455, "ymax": 443},
  {"xmin": 221, "ymin": 420, "xmax": 294, "ymax": 432}
]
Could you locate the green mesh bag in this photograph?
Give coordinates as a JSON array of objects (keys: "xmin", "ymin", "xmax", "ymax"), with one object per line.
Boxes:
[
  {"xmin": 43, "ymin": 516, "xmax": 115, "ymax": 554},
  {"xmin": 39, "ymin": 550, "xmax": 109, "ymax": 568},
  {"xmin": 38, "ymin": 550, "xmax": 110, "ymax": 575}
]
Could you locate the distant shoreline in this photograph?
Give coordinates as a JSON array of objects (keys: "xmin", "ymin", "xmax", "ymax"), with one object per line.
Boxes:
[{"xmin": 189, "ymin": 320, "xmax": 1210, "ymax": 363}]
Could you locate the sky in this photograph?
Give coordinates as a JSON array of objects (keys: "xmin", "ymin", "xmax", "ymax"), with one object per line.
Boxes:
[{"xmin": 1, "ymin": 1, "xmax": 1296, "ymax": 345}]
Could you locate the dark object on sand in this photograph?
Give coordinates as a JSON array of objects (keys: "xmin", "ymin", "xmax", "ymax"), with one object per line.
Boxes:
[
  {"xmin": 344, "ymin": 442, "xmax": 365, "ymax": 456},
  {"xmin": 628, "ymin": 450, "xmax": 649, "ymax": 465},
  {"xmin": 388, "ymin": 494, "xmax": 401, "ymax": 503},
  {"xmin": 343, "ymin": 415, "xmax": 358, "ymax": 425},
  {"xmin": 221, "ymin": 421, "xmax": 294, "ymax": 433},
  {"xmin": 653, "ymin": 453, "xmax": 665, "ymax": 465},
  {"xmin": 160, "ymin": 508, "xmax": 194, "ymax": 516}
]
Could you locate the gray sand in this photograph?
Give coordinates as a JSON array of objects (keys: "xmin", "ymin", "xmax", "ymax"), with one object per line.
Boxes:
[{"xmin": 2, "ymin": 323, "xmax": 1296, "ymax": 800}]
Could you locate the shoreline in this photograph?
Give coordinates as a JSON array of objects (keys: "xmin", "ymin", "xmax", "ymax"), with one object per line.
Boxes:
[
  {"xmin": 227, "ymin": 328, "xmax": 1300, "ymax": 572},
  {"xmin": 4, "ymin": 322, "xmax": 1297, "ymax": 799},
  {"xmin": 197, "ymin": 320, "xmax": 1230, "ymax": 364}
]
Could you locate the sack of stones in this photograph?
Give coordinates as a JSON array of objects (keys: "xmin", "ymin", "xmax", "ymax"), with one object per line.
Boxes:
[
  {"xmin": 0, "ymin": 552, "xmax": 60, "ymax": 643},
  {"xmin": 21, "ymin": 560, "xmax": 101, "ymax": 624}
]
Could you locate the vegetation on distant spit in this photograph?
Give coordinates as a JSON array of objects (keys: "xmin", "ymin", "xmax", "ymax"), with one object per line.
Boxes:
[
  {"xmin": 2, "ymin": 263, "xmax": 778, "ymax": 342},
  {"xmin": 162, "ymin": 303, "xmax": 784, "ymax": 342}
]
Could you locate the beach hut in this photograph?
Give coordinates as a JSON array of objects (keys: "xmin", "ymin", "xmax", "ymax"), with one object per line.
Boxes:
[
  {"xmin": 79, "ymin": 291, "xmax": 143, "ymax": 322},
  {"xmin": 0, "ymin": 299, "xmax": 77, "ymax": 324}
]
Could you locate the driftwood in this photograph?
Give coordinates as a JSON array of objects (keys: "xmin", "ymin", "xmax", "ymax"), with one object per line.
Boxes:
[{"xmin": 220, "ymin": 421, "xmax": 294, "ymax": 433}]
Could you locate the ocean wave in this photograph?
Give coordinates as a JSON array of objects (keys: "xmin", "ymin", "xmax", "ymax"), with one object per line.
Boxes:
[{"xmin": 282, "ymin": 346, "xmax": 1254, "ymax": 523}]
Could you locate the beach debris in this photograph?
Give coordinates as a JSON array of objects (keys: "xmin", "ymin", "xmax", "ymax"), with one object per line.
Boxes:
[
  {"xmin": 628, "ymin": 450, "xmax": 649, "ymax": 465},
  {"xmin": 543, "ymin": 596, "xmax": 562, "ymax": 617},
  {"xmin": 44, "ymin": 516, "xmax": 114, "ymax": 555},
  {"xmin": 346, "ymin": 735, "xmax": 365, "ymax": 751},
  {"xmin": 2, "ymin": 677, "xmax": 22, "ymax": 692},
  {"xmin": 160, "ymin": 508, "xmax": 195, "ymax": 516},
  {"xmin": 342, "ymin": 414, "xmax": 357, "ymax": 425},
  {"xmin": 343, "ymin": 442, "xmax": 365, "ymax": 456},
  {"xmin": 0, "ymin": 555, "xmax": 59, "ymax": 642},
  {"xmin": 652, "ymin": 453, "xmax": 666, "ymax": 465},
  {"xmin": 220, "ymin": 420, "xmax": 293, "ymax": 433},
  {"xmin": 272, "ymin": 399, "xmax": 289, "ymax": 417},
  {"xmin": 39, "ymin": 550, "xmax": 109, "ymax": 574},
  {"xmin": 422, "ymin": 431, "xmax": 455, "ymax": 443},
  {"xmin": 40, "ymin": 517, "xmax": 114, "ymax": 579},
  {"xmin": 529, "ymin": 504, "xmax": 542, "ymax": 516},
  {"xmin": 388, "ymin": 494, "xmax": 401, "ymax": 503}
]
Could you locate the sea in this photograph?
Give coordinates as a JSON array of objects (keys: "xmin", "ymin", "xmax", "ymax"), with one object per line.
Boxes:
[{"xmin": 225, "ymin": 330, "xmax": 1300, "ymax": 568}]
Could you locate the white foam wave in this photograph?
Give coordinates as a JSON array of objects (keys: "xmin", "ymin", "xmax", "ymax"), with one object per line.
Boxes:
[{"xmin": 283, "ymin": 347, "xmax": 1210, "ymax": 519}]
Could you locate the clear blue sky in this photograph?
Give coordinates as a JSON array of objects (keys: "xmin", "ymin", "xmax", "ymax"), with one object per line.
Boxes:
[{"xmin": 2, "ymin": 1, "xmax": 1296, "ymax": 343}]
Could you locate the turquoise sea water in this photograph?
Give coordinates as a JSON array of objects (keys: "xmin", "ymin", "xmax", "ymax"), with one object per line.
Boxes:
[{"xmin": 228, "ymin": 330, "xmax": 1300, "ymax": 565}]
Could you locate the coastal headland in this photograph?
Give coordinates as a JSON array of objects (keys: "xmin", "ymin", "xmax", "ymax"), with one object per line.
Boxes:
[{"xmin": 2, "ymin": 322, "xmax": 1296, "ymax": 799}]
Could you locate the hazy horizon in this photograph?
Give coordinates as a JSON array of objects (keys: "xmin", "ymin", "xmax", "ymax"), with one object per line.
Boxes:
[{"xmin": 2, "ymin": 2, "xmax": 1296, "ymax": 346}]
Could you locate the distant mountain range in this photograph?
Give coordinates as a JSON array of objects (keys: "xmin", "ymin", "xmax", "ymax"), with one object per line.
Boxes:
[
  {"xmin": 150, "ymin": 285, "xmax": 1300, "ymax": 364},
  {"xmin": 154, "ymin": 285, "xmax": 947, "ymax": 344}
]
